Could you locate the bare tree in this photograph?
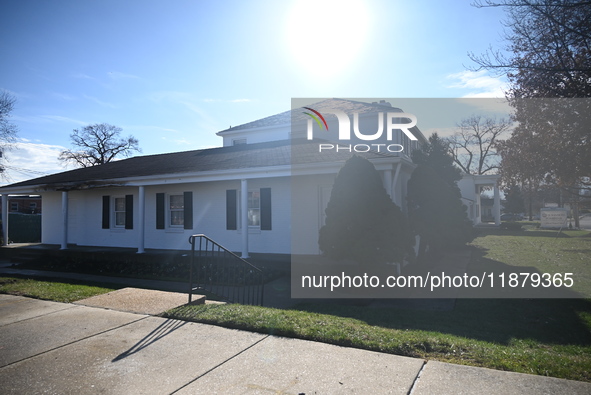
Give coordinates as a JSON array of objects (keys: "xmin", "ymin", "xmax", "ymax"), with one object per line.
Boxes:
[
  {"xmin": 0, "ymin": 90, "xmax": 19, "ymax": 177},
  {"xmin": 468, "ymin": 0, "xmax": 591, "ymax": 97},
  {"xmin": 59, "ymin": 123, "xmax": 141, "ymax": 167},
  {"xmin": 446, "ymin": 115, "xmax": 512, "ymax": 175}
]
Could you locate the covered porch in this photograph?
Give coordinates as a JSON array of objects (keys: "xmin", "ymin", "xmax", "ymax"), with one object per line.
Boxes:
[{"xmin": 458, "ymin": 174, "xmax": 502, "ymax": 226}]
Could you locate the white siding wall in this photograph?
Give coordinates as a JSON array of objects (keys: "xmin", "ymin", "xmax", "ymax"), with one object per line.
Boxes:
[
  {"xmin": 291, "ymin": 173, "xmax": 336, "ymax": 255},
  {"xmin": 457, "ymin": 177, "xmax": 477, "ymax": 204},
  {"xmin": 221, "ymin": 125, "xmax": 291, "ymax": 147},
  {"xmin": 38, "ymin": 167, "xmax": 413, "ymax": 254},
  {"xmin": 40, "ymin": 178, "xmax": 293, "ymax": 254},
  {"xmin": 399, "ymin": 171, "xmax": 411, "ymax": 213},
  {"xmin": 76, "ymin": 187, "xmax": 140, "ymax": 248},
  {"xmin": 41, "ymin": 192, "xmax": 62, "ymax": 245}
]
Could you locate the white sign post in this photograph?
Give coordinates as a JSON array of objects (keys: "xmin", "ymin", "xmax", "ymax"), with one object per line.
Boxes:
[{"xmin": 540, "ymin": 208, "xmax": 568, "ymax": 229}]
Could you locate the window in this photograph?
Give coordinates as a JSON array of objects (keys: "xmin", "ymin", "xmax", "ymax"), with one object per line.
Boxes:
[
  {"xmin": 247, "ymin": 190, "xmax": 260, "ymax": 227},
  {"xmin": 29, "ymin": 202, "xmax": 37, "ymax": 210},
  {"xmin": 102, "ymin": 195, "xmax": 133, "ymax": 230},
  {"xmin": 156, "ymin": 192, "xmax": 193, "ymax": 230},
  {"xmin": 233, "ymin": 138, "xmax": 247, "ymax": 146},
  {"xmin": 10, "ymin": 202, "xmax": 18, "ymax": 212},
  {"xmin": 114, "ymin": 197, "xmax": 126, "ymax": 227},
  {"xmin": 169, "ymin": 194, "xmax": 184, "ymax": 227},
  {"xmin": 226, "ymin": 188, "xmax": 271, "ymax": 231}
]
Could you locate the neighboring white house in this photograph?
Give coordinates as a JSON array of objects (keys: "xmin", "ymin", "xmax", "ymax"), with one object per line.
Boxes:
[
  {"xmin": 0, "ymin": 98, "xmax": 428, "ymax": 257},
  {"xmin": 457, "ymin": 173, "xmax": 501, "ymax": 226}
]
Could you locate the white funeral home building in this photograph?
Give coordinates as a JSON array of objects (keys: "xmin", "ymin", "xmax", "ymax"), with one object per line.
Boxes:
[{"xmin": 1, "ymin": 98, "xmax": 456, "ymax": 257}]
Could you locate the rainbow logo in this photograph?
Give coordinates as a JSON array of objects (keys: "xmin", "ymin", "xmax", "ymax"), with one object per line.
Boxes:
[{"xmin": 303, "ymin": 107, "xmax": 329, "ymax": 130}]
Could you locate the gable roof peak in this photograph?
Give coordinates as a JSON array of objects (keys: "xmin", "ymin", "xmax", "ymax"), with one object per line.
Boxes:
[{"xmin": 217, "ymin": 98, "xmax": 405, "ymax": 135}]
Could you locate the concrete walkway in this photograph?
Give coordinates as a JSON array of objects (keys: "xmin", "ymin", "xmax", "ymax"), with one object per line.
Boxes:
[{"xmin": 1, "ymin": 294, "xmax": 590, "ymax": 394}]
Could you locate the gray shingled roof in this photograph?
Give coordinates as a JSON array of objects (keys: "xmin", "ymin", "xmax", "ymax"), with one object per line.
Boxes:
[
  {"xmin": 218, "ymin": 98, "xmax": 405, "ymax": 133},
  {"xmin": 0, "ymin": 138, "xmax": 399, "ymax": 191},
  {"xmin": 1, "ymin": 98, "xmax": 420, "ymax": 191}
]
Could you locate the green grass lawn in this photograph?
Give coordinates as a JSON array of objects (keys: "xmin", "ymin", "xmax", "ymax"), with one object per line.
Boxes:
[
  {"xmin": 0, "ymin": 276, "xmax": 116, "ymax": 303},
  {"xmin": 164, "ymin": 226, "xmax": 591, "ymax": 383},
  {"xmin": 470, "ymin": 223, "xmax": 591, "ymax": 297}
]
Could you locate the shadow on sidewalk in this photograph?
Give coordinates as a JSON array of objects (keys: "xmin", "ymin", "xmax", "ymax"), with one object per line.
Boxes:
[{"xmin": 112, "ymin": 319, "xmax": 187, "ymax": 362}]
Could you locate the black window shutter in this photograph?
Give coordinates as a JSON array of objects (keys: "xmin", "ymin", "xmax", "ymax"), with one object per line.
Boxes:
[
  {"xmin": 260, "ymin": 188, "xmax": 272, "ymax": 230},
  {"xmin": 156, "ymin": 193, "xmax": 165, "ymax": 229},
  {"xmin": 102, "ymin": 196, "xmax": 110, "ymax": 229},
  {"xmin": 226, "ymin": 189, "xmax": 237, "ymax": 230},
  {"xmin": 183, "ymin": 191, "xmax": 193, "ymax": 230},
  {"xmin": 125, "ymin": 194, "xmax": 133, "ymax": 230}
]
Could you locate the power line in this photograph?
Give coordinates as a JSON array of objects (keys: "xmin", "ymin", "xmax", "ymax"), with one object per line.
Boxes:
[{"xmin": 2, "ymin": 165, "xmax": 51, "ymax": 177}]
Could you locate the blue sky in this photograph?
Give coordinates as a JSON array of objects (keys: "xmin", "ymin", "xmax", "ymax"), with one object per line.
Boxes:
[{"xmin": 0, "ymin": 0, "xmax": 509, "ymax": 185}]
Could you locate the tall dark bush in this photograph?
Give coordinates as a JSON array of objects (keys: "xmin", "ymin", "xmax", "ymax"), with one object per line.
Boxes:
[
  {"xmin": 408, "ymin": 134, "xmax": 472, "ymax": 258},
  {"xmin": 319, "ymin": 156, "xmax": 413, "ymax": 265}
]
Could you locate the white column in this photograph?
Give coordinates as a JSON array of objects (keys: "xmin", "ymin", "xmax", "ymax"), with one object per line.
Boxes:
[
  {"xmin": 475, "ymin": 186, "xmax": 482, "ymax": 225},
  {"xmin": 61, "ymin": 191, "xmax": 68, "ymax": 250},
  {"xmin": 391, "ymin": 163, "xmax": 401, "ymax": 205},
  {"xmin": 383, "ymin": 169, "xmax": 393, "ymax": 200},
  {"xmin": 137, "ymin": 186, "xmax": 145, "ymax": 254},
  {"xmin": 241, "ymin": 179, "xmax": 249, "ymax": 259},
  {"xmin": 1, "ymin": 194, "xmax": 8, "ymax": 246},
  {"xmin": 493, "ymin": 183, "xmax": 501, "ymax": 226}
]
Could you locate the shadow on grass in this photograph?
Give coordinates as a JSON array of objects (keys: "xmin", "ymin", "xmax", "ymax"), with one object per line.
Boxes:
[
  {"xmin": 292, "ymin": 244, "xmax": 591, "ymax": 347},
  {"xmin": 475, "ymin": 229, "xmax": 578, "ymax": 238},
  {"xmin": 295, "ymin": 297, "xmax": 591, "ymax": 347},
  {"xmin": 562, "ymin": 249, "xmax": 591, "ymax": 254}
]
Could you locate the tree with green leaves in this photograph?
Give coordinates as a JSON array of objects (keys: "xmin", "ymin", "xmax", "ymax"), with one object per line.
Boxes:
[
  {"xmin": 503, "ymin": 184, "xmax": 525, "ymax": 215},
  {"xmin": 413, "ymin": 133, "xmax": 462, "ymax": 185},
  {"xmin": 319, "ymin": 155, "xmax": 413, "ymax": 265},
  {"xmin": 408, "ymin": 134, "xmax": 472, "ymax": 258}
]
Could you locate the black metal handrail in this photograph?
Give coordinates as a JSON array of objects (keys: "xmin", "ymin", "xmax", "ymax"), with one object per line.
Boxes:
[{"xmin": 188, "ymin": 234, "xmax": 264, "ymax": 306}]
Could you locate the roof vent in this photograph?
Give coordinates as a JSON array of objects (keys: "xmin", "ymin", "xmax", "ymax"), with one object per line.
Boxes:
[{"xmin": 372, "ymin": 100, "xmax": 392, "ymax": 107}]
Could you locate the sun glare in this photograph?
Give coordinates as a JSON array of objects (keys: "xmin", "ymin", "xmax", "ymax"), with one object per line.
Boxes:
[{"xmin": 286, "ymin": 0, "xmax": 370, "ymax": 80}]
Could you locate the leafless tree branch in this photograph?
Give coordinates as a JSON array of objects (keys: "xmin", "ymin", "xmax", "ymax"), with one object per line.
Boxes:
[{"xmin": 59, "ymin": 123, "xmax": 141, "ymax": 168}]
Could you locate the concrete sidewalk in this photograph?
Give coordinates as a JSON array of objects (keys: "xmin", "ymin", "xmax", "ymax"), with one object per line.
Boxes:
[{"xmin": 1, "ymin": 295, "xmax": 590, "ymax": 394}]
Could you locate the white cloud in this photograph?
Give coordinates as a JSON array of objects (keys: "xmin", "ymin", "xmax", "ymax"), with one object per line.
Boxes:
[
  {"xmin": 161, "ymin": 136, "xmax": 192, "ymax": 145},
  {"xmin": 148, "ymin": 91, "xmax": 218, "ymax": 129},
  {"xmin": 203, "ymin": 98, "xmax": 253, "ymax": 103},
  {"xmin": 71, "ymin": 72, "xmax": 95, "ymax": 80},
  {"xmin": 421, "ymin": 126, "xmax": 457, "ymax": 139},
  {"xmin": 122, "ymin": 124, "xmax": 181, "ymax": 135},
  {"xmin": 51, "ymin": 92, "xmax": 77, "ymax": 101},
  {"xmin": 1, "ymin": 141, "xmax": 66, "ymax": 185},
  {"xmin": 446, "ymin": 70, "xmax": 508, "ymax": 98},
  {"xmin": 42, "ymin": 115, "xmax": 89, "ymax": 125},
  {"xmin": 107, "ymin": 71, "xmax": 140, "ymax": 80},
  {"xmin": 13, "ymin": 114, "xmax": 89, "ymax": 126},
  {"xmin": 83, "ymin": 94, "xmax": 117, "ymax": 108}
]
